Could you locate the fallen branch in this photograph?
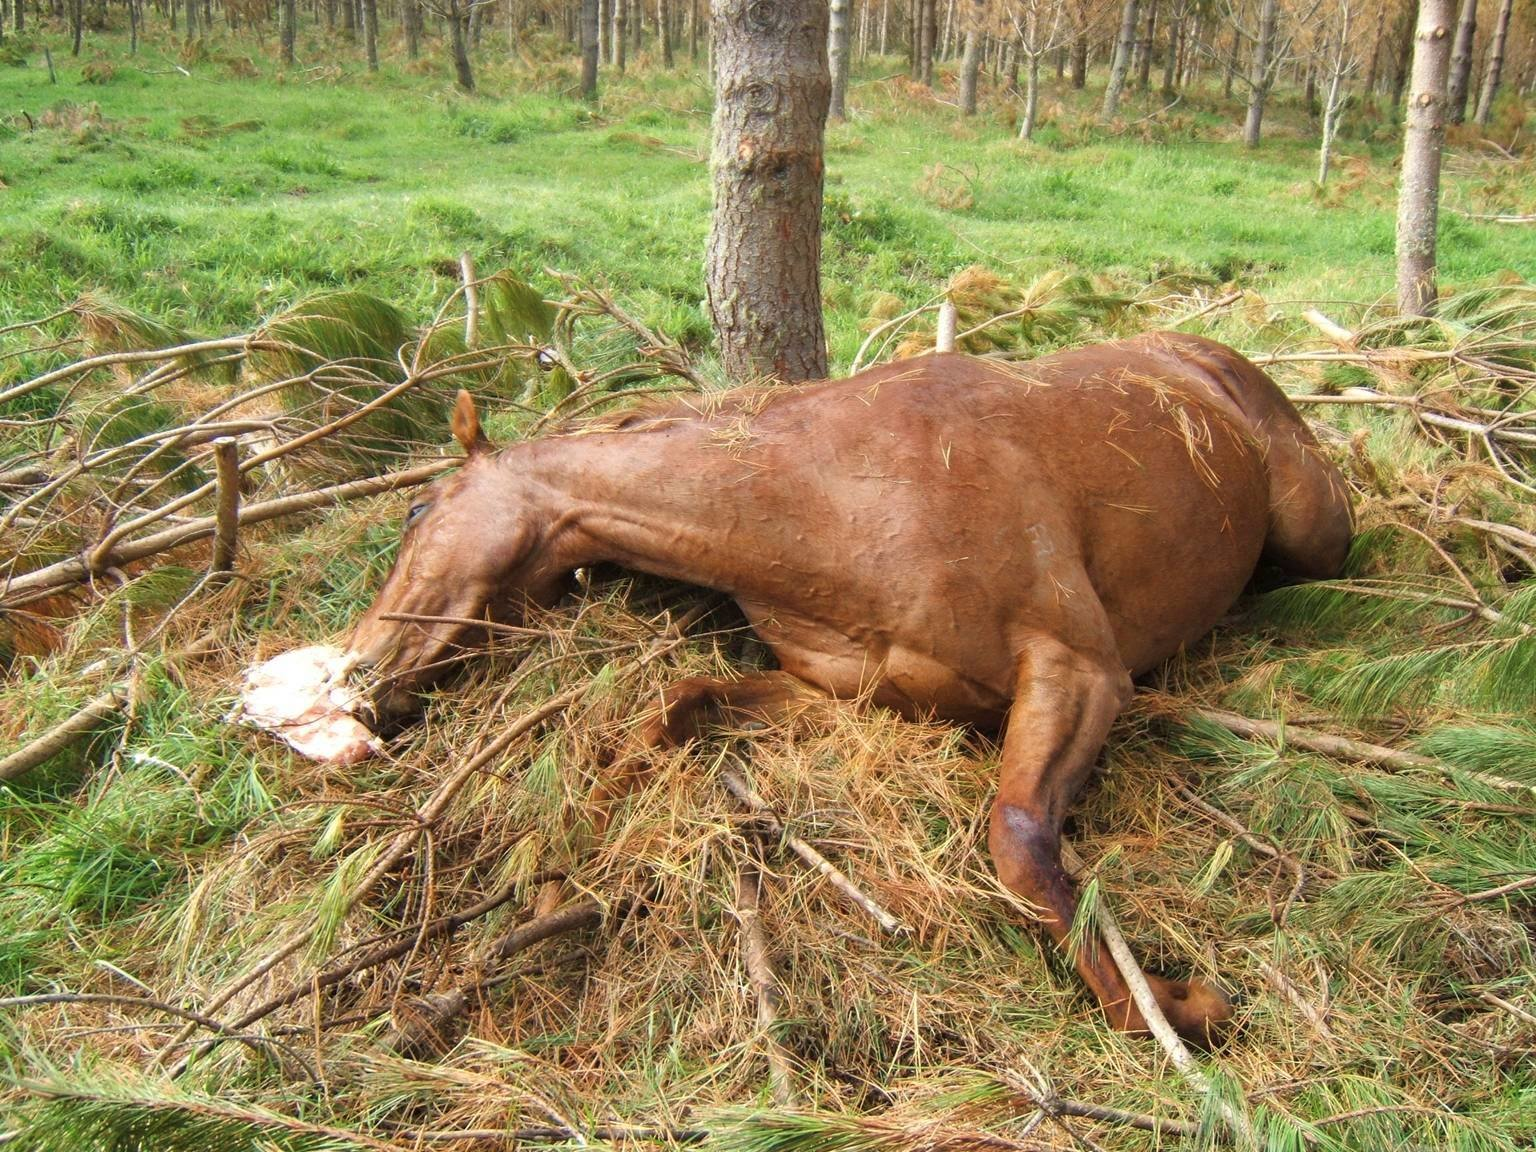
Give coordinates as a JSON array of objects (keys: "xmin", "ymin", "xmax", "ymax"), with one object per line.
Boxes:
[
  {"xmin": 3, "ymin": 461, "xmax": 449, "ymax": 606},
  {"xmin": 209, "ymin": 437, "xmax": 241, "ymax": 579},
  {"xmin": 1060, "ymin": 842, "xmax": 1255, "ymax": 1148},
  {"xmin": 383, "ymin": 897, "xmax": 605, "ymax": 1058},
  {"xmin": 718, "ymin": 765, "xmax": 906, "ymax": 935},
  {"xmin": 1186, "ymin": 706, "xmax": 1535, "ymax": 797},
  {"xmin": 0, "ymin": 688, "xmax": 127, "ymax": 784},
  {"xmin": 161, "ymin": 600, "xmax": 712, "ymax": 1072},
  {"xmin": 999, "ymin": 1073, "xmax": 1200, "ymax": 1140},
  {"xmin": 734, "ymin": 857, "xmax": 797, "ymax": 1107}
]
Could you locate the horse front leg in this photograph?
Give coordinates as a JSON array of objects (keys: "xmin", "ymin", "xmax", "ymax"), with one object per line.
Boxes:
[{"xmin": 990, "ymin": 632, "xmax": 1232, "ymax": 1046}]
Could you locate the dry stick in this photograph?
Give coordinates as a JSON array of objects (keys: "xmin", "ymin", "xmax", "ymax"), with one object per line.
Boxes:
[
  {"xmin": 935, "ymin": 300, "xmax": 959, "ymax": 353},
  {"xmin": 734, "ymin": 857, "xmax": 797, "ymax": 1108},
  {"xmin": 717, "ymin": 765, "xmax": 906, "ymax": 935},
  {"xmin": 1479, "ymin": 990, "xmax": 1536, "ymax": 1027},
  {"xmin": 1188, "ymin": 706, "xmax": 1535, "ymax": 797},
  {"xmin": 460, "ymin": 252, "xmax": 479, "ymax": 347},
  {"xmin": 213, "ymin": 871, "xmax": 565, "ymax": 1040},
  {"xmin": 0, "ymin": 688, "xmax": 127, "ymax": 784},
  {"xmin": 209, "ymin": 437, "xmax": 241, "ymax": 579},
  {"xmin": 1300, "ymin": 308, "xmax": 1357, "ymax": 345},
  {"xmin": 397, "ymin": 1126, "xmax": 705, "ymax": 1145},
  {"xmin": 3, "ymin": 461, "xmax": 448, "ymax": 606},
  {"xmin": 382, "ymin": 898, "xmax": 605, "ymax": 1057},
  {"xmin": 1250, "ymin": 955, "xmax": 1336, "ymax": 1042},
  {"xmin": 0, "ymin": 335, "xmax": 251, "ymax": 409},
  {"xmin": 160, "ymin": 603, "xmax": 712, "ymax": 1071},
  {"xmin": 1059, "ymin": 841, "xmax": 1255, "ymax": 1149},
  {"xmin": 0, "ymin": 992, "xmax": 317, "ymax": 1076},
  {"xmin": 1000, "ymin": 1075, "xmax": 1200, "ymax": 1140}
]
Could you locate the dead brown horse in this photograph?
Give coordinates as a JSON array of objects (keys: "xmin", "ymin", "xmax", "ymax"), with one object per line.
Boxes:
[{"xmin": 345, "ymin": 332, "xmax": 1352, "ymax": 1045}]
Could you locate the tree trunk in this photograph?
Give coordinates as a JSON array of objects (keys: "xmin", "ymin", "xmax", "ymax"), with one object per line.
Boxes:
[
  {"xmin": 281, "ymin": 0, "xmax": 296, "ymax": 61},
  {"xmin": 184, "ymin": 0, "xmax": 197, "ymax": 40},
  {"xmin": 1019, "ymin": 51, "xmax": 1040, "ymax": 139},
  {"xmin": 404, "ymin": 0, "xmax": 420, "ymax": 58},
  {"xmin": 1243, "ymin": 0, "xmax": 1279, "ymax": 146},
  {"xmin": 362, "ymin": 0, "xmax": 378, "ymax": 70},
  {"xmin": 828, "ymin": 0, "xmax": 849, "ymax": 118},
  {"xmin": 342, "ymin": 0, "xmax": 354, "ymax": 39},
  {"xmin": 1135, "ymin": 0, "xmax": 1155, "ymax": 90},
  {"xmin": 689, "ymin": 0, "xmax": 698, "ymax": 60},
  {"xmin": 919, "ymin": 0, "xmax": 936, "ymax": 85},
  {"xmin": 1102, "ymin": 0, "xmax": 1139, "ymax": 118},
  {"xmin": 1365, "ymin": 3, "xmax": 1385, "ymax": 92},
  {"xmin": 1445, "ymin": 0, "xmax": 1477, "ymax": 120},
  {"xmin": 581, "ymin": 0, "xmax": 599, "ymax": 95},
  {"xmin": 705, "ymin": 0, "xmax": 831, "ymax": 383},
  {"xmin": 449, "ymin": 0, "xmax": 475, "ymax": 89},
  {"xmin": 661, "ymin": 0, "xmax": 674, "ymax": 65},
  {"xmin": 1473, "ymin": 0, "xmax": 1513, "ymax": 123},
  {"xmin": 1390, "ymin": 0, "xmax": 1416, "ymax": 109},
  {"xmin": 1070, "ymin": 31, "xmax": 1086, "ymax": 88},
  {"xmin": 959, "ymin": 27, "xmax": 981, "ymax": 113},
  {"xmin": 1162, "ymin": 7, "xmax": 1179, "ymax": 94},
  {"xmin": 1396, "ymin": 0, "xmax": 1453, "ymax": 315},
  {"xmin": 613, "ymin": 0, "xmax": 626, "ymax": 71},
  {"xmin": 14, "ymin": 0, "xmax": 22, "ymax": 35}
]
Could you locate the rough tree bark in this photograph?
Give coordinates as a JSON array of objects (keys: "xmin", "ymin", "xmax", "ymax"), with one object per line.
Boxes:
[
  {"xmin": 281, "ymin": 0, "xmax": 296, "ymax": 62},
  {"xmin": 1102, "ymin": 0, "xmax": 1140, "ymax": 117},
  {"xmin": 581, "ymin": 0, "xmax": 599, "ymax": 95},
  {"xmin": 958, "ymin": 0, "xmax": 984, "ymax": 115},
  {"xmin": 1243, "ymin": 0, "xmax": 1280, "ymax": 146},
  {"xmin": 404, "ymin": 0, "xmax": 421, "ymax": 58},
  {"xmin": 829, "ymin": 0, "xmax": 850, "ymax": 119},
  {"xmin": 1135, "ymin": 0, "xmax": 1156, "ymax": 90},
  {"xmin": 449, "ymin": 0, "xmax": 476, "ymax": 90},
  {"xmin": 1472, "ymin": 0, "xmax": 1512, "ymax": 124},
  {"xmin": 705, "ymin": 0, "xmax": 831, "ymax": 383},
  {"xmin": 1070, "ymin": 31, "xmax": 1087, "ymax": 87},
  {"xmin": 1396, "ymin": 0, "xmax": 1454, "ymax": 316},
  {"xmin": 1445, "ymin": 0, "xmax": 1477, "ymax": 121},
  {"xmin": 362, "ymin": 0, "xmax": 378, "ymax": 70}
]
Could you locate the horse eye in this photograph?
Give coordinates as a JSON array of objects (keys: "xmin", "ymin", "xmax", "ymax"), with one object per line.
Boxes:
[{"xmin": 405, "ymin": 502, "xmax": 429, "ymax": 528}]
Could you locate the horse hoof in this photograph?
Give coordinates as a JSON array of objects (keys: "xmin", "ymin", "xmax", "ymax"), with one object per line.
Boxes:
[{"xmin": 1144, "ymin": 974, "xmax": 1234, "ymax": 1049}]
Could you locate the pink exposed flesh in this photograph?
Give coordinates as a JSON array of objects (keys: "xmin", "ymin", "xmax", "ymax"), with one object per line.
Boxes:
[{"xmin": 235, "ymin": 645, "xmax": 381, "ymax": 765}]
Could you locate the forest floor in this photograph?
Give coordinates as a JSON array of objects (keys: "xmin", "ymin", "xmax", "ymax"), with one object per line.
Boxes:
[{"xmin": 2, "ymin": 22, "xmax": 1536, "ymax": 1152}]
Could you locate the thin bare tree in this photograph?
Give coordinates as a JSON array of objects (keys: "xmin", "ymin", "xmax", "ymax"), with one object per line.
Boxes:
[{"xmin": 1396, "ymin": 0, "xmax": 1455, "ymax": 315}]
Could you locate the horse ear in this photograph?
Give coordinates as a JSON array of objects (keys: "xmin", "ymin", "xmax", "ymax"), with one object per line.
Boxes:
[{"xmin": 451, "ymin": 389, "xmax": 492, "ymax": 455}]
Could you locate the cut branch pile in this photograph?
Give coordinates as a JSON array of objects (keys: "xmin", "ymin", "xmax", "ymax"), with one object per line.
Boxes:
[{"xmin": 3, "ymin": 274, "xmax": 1534, "ymax": 1152}]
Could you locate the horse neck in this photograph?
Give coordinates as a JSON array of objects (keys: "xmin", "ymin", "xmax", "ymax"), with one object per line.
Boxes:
[{"xmin": 511, "ymin": 423, "xmax": 764, "ymax": 590}]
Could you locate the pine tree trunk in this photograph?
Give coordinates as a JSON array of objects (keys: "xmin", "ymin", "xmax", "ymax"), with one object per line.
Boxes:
[
  {"xmin": 1102, "ymin": 0, "xmax": 1139, "ymax": 117},
  {"xmin": 1243, "ymin": 0, "xmax": 1278, "ymax": 146},
  {"xmin": 1473, "ymin": 0, "xmax": 1513, "ymax": 123},
  {"xmin": 1365, "ymin": 3, "xmax": 1385, "ymax": 92},
  {"xmin": 689, "ymin": 0, "xmax": 698, "ymax": 60},
  {"xmin": 1389, "ymin": 0, "xmax": 1416, "ymax": 110},
  {"xmin": 69, "ymin": 0, "xmax": 81, "ymax": 54},
  {"xmin": 959, "ymin": 26, "xmax": 981, "ymax": 113},
  {"xmin": 1162, "ymin": 9, "xmax": 1178, "ymax": 94},
  {"xmin": 661, "ymin": 0, "xmax": 673, "ymax": 65},
  {"xmin": 828, "ymin": 0, "xmax": 849, "ymax": 118},
  {"xmin": 363, "ymin": 0, "xmax": 378, "ymax": 70},
  {"xmin": 1020, "ymin": 51, "xmax": 1040, "ymax": 138},
  {"xmin": 1135, "ymin": 0, "xmax": 1155, "ymax": 90},
  {"xmin": 919, "ymin": 0, "xmax": 936, "ymax": 85},
  {"xmin": 581, "ymin": 0, "xmax": 599, "ymax": 93},
  {"xmin": 613, "ymin": 0, "xmax": 626, "ymax": 70},
  {"xmin": 184, "ymin": 0, "xmax": 197, "ymax": 41},
  {"xmin": 1445, "ymin": 0, "xmax": 1476, "ymax": 120},
  {"xmin": 1070, "ymin": 31, "xmax": 1086, "ymax": 88},
  {"xmin": 449, "ymin": 0, "xmax": 475, "ymax": 89},
  {"xmin": 404, "ymin": 0, "xmax": 420, "ymax": 58},
  {"xmin": 1396, "ymin": 0, "xmax": 1453, "ymax": 316},
  {"xmin": 282, "ymin": 0, "xmax": 296, "ymax": 61},
  {"xmin": 705, "ymin": 0, "xmax": 830, "ymax": 383}
]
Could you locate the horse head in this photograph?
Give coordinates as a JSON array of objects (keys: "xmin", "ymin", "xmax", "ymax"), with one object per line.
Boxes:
[{"xmin": 345, "ymin": 391, "xmax": 562, "ymax": 719}]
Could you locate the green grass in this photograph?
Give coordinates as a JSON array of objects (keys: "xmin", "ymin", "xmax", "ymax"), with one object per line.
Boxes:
[{"xmin": 2, "ymin": 22, "xmax": 1532, "ymax": 370}]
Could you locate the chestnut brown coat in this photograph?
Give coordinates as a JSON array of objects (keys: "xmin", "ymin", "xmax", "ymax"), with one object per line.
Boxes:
[{"xmin": 347, "ymin": 333, "xmax": 1352, "ymax": 1043}]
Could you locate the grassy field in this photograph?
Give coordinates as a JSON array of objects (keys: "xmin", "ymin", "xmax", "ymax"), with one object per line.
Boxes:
[
  {"xmin": 3, "ymin": 21, "xmax": 1536, "ymax": 1152},
  {"xmin": 3, "ymin": 23, "xmax": 1534, "ymax": 366}
]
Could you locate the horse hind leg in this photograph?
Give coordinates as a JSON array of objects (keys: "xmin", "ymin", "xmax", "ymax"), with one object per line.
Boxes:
[{"xmin": 990, "ymin": 631, "xmax": 1232, "ymax": 1046}]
